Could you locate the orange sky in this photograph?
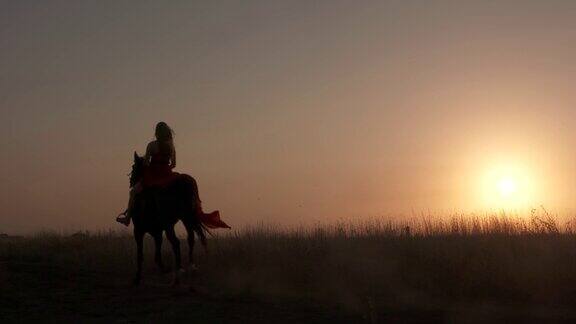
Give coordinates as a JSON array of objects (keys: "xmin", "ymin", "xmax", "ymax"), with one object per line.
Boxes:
[{"xmin": 2, "ymin": 1, "xmax": 576, "ymax": 233}]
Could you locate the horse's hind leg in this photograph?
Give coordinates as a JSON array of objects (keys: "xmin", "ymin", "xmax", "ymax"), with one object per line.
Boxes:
[
  {"xmin": 165, "ymin": 227, "xmax": 182, "ymax": 285},
  {"xmin": 133, "ymin": 229, "xmax": 145, "ymax": 286},
  {"xmin": 153, "ymin": 233, "xmax": 168, "ymax": 273}
]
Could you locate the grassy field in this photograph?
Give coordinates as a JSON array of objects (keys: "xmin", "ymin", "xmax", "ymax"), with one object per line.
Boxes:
[{"xmin": 3, "ymin": 211, "xmax": 576, "ymax": 323}]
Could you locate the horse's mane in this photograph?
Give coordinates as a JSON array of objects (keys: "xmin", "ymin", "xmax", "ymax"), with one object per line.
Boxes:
[{"xmin": 130, "ymin": 153, "xmax": 146, "ymax": 188}]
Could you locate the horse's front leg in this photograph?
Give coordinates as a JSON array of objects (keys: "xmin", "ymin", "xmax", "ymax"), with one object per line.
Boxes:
[
  {"xmin": 133, "ymin": 229, "xmax": 145, "ymax": 286},
  {"xmin": 165, "ymin": 226, "xmax": 182, "ymax": 285}
]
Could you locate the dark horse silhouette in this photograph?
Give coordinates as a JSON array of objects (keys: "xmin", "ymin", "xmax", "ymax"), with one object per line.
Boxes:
[{"xmin": 129, "ymin": 152, "xmax": 207, "ymax": 285}]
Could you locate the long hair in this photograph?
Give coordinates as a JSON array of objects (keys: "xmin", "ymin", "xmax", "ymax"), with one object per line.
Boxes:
[{"xmin": 155, "ymin": 122, "xmax": 173, "ymax": 143}]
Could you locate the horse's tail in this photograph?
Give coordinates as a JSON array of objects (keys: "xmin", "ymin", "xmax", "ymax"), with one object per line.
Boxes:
[
  {"xmin": 180, "ymin": 174, "xmax": 229, "ymax": 249},
  {"xmin": 194, "ymin": 220, "xmax": 209, "ymax": 250},
  {"xmin": 182, "ymin": 174, "xmax": 209, "ymax": 249}
]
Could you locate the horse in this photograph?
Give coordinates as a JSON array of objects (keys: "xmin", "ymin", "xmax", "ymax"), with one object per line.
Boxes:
[{"xmin": 128, "ymin": 152, "xmax": 207, "ymax": 285}]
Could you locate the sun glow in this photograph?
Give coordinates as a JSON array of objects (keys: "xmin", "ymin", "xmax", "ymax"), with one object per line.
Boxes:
[
  {"xmin": 497, "ymin": 177, "xmax": 517, "ymax": 198},
  {"xmin": 479, "ymin": 163, "xmax": 538, "ymax": 210}
]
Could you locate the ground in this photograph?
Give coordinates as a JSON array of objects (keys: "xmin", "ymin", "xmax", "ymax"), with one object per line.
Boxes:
[{"xmin": 3, "ymin": 217, "xmax": 576, "ymax": 323}]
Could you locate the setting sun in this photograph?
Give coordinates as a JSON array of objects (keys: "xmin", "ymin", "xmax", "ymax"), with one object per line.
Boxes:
[
  {"xmin": 478, "ymin": 163, "xmax": 538, "ymax": 210},
  {"xmin": 497, "ymin": 177, "xmax": 518, "ymax": 198}
]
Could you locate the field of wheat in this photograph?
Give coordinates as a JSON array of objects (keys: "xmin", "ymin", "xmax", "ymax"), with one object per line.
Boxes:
[{"xmin": 2, "ymin": 210, "xmax": 576, "ymax": 323}]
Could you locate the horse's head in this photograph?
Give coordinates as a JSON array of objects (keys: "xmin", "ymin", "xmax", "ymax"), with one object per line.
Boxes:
[{"xmin": 129, "ymin": 152, "xmax": 145, "ymax": 188}]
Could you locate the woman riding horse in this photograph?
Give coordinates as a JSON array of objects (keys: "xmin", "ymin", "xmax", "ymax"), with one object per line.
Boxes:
[
  {"xmin": 116, "ymin": 122, "xmax": 229, "ymax": 285},
  {"xmin": 117, "ymin": 122, "xmax": 230, "ymax": 229},
  {"xmin": 117, "ymin": 122, "xmax": 184, "ymax": 226}
]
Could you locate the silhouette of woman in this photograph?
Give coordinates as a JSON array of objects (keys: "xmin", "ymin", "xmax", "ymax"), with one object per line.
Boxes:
[{"xmin": 117, "ymin": 122, "xmax": 180, "ymax": 226}]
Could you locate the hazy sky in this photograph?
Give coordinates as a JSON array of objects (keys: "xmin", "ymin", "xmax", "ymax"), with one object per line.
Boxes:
[{"xmin": 2, "ymin": 1, "xmax": 576, "ymax": 233}]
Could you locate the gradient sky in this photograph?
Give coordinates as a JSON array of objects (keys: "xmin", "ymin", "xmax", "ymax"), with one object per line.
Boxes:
[{"xmin": 2, "ymin": 1, "xmax": 576, "ymax": 233}]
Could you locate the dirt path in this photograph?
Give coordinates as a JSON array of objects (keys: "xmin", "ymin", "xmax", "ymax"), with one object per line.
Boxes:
[{"xmin": 0, "ymin": 260, "xmax": 360, "ymax": 323}]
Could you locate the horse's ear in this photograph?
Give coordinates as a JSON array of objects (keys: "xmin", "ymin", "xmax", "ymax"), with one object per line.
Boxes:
[{"xmin": 133, "ymin": 151, "xmax": 139, "ymax": 160}]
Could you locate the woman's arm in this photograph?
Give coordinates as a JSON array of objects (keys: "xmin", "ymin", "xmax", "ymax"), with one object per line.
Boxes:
[
  {"xmin": 170, "ymin": 142, "xmax": 176, "ymax": 169},
  {"xmin": 144, "ymin": 142, "xmax": 154, "ymax": 166}
]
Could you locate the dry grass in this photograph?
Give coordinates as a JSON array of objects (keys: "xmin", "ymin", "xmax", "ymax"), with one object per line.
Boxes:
[{"xmin": 3, "ymin": 210, "xmax": 576, "ymax": 322}]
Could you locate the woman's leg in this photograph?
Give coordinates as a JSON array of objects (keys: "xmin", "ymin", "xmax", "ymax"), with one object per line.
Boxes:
[{"xmin": 117, "ymin": 183, "xmax": 142, "ymax": 226}]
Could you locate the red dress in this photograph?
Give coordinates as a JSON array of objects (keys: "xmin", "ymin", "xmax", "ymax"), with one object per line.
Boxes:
[
  {"xmin": 142, "ymin": 151, "xmax": 181, "ymax": 188},
  {"xmin": 141, "ymin": 143, "xmax": 231, "ymax": 229},
  {"xmin": 198, "ymin": 210, "xmax": 231, "ymax": 229}
]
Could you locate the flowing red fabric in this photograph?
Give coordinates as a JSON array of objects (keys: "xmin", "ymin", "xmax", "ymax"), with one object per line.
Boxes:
[{"xmin": 198, "ymin": 210, "xmax": 231, "ymax": 229}]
